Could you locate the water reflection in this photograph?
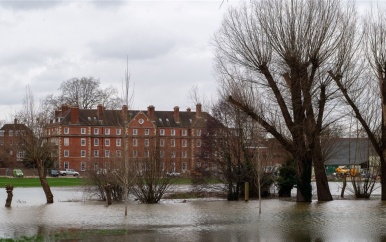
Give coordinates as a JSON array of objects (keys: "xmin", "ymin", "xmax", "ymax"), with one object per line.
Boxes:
[{"xmin": 1, "ymin": 186, "xmax": 386, "ymax": 241}]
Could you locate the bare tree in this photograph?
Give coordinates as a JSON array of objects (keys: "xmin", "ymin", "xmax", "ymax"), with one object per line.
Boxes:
[
  {"xmin": 213, "ymin": 0, "xmax": 357, "ymax": 202},
  {"xmin": 16, "ymin": 86, "xmax": 55, "ymax": 203},
  {"xmin": 44, "ymin": 77, "xmax": 121, "ymax": 112},
  {"xmin": 331, "ymin": 7, "xmax": 386, "ymax": 200}
]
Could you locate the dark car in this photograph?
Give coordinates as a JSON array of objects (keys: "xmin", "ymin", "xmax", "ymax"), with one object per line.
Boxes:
[{"xmin": 49, "ymin": 169, "xmax": 59, "ymax": 177}]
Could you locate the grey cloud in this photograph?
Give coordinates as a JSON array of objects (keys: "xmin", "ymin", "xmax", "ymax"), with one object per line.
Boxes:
[
  {"xmin": 89, "ymin": 31, "xmax": 176, "ymax": 61},
  {"xmin": 0, "ymin": 0, "xmax": 64, "ymax": 10}
]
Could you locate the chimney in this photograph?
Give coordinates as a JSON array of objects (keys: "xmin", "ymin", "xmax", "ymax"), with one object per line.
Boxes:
[
  {"xmin": 55, "ymin": 110, "xmax": 61, "ymax": 118},
  {"xmin": 70, "ymin": 106, "xmax": 79, "ymax": 124},
  {"xmin": 14, "ymin": 118, "xmax": 17, "ymax": 125},
  {"xmin": 196, "ymin": 103, "xmax": 202, "ymax": 118},
  {"xmin": 62, "ymin": 104, "xmax": 69, "ymax": 115},
  {"xmin": 121, "ymin": 105, "xmax": 128, "ymax": 119},
  {"xmin": 186, "ymin": 107, "xmax": 191, "ymax": 112},
  {"xmin": 97, "ymin": 104, "xmax": 103, "ymax": 120},
  {"xmin": 147, "ymin": 105, "xmax": 155, "ymax": 121},
  {"xmin": 173, "ymin": 106, "xmax": 180, "ymax": 123}
]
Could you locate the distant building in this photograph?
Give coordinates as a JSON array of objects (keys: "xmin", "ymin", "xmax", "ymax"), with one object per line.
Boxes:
[
  {"xmin": 0, "ymin": 119, "xmax": 29, "ymax": 167},
  {"xmin": 44, "ymin": 103, "xmax": 214, "ymax": 175}
]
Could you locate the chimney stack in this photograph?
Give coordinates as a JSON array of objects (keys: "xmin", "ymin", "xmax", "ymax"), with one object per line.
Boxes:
[
  {"xmin": 121, "ymin": 105, "xmax": 128, "ymax": 119},
  {"xmin": 196, "ymin": 103, "xmax": 202, "ymax": 118},
  {"xmin": 173, "ymin": 106, "xmax": 180, "ymax": 123},
  {"xmin": 70, "ymin": 106, "xmax": 79, "ymax": 124},
  {"xmin": 97, "ymin": 104, "xmax": 103, "ymax": 120},
  {"xmin": 186, "ymin": 107, "xmax": 191, "ymax": 112},
  {"xmin": 62, "ymin": 104, "xmax": 69, "ymax": 115},
  {"xmin": 147, "ymin": 105, "xmax": 155, "ymax": 121}
]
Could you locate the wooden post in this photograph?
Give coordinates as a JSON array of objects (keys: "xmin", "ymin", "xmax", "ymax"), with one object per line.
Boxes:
[
  {"xmin": 245, "ymin": 182, "xmax": 249, "ymax": 202},
  {"xmin": 5, "ymin": 185, "xmax": 13, "ymax": 207}
]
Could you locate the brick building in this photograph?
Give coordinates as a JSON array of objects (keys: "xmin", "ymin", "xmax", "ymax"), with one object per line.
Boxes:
[
  {"xmin": 44, "ymin": 103, "xmax": 212, "ymax": 176},
  {"xmin": 0, "ymin": 119, "xmax": 29, "ymax": 167}
]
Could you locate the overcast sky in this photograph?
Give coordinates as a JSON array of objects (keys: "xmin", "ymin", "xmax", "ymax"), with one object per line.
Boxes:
[
  {"xmin": 0, "ymin": 0, "xmax": 379, "ymax": 121},
  {"xmin": 0, "ymin": 0, "xmax": 237, "ymax": 121}
]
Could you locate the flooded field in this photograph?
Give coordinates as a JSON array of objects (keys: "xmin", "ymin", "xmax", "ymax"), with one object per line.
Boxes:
[{"xmin": 1, "ymin": 183, "xmax": 385, "ymax": 241}]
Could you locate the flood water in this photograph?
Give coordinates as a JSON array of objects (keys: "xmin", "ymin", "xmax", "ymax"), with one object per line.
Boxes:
[{"xmin": 1, "ymin": 183, "xmax": 386, "ymax": 241}]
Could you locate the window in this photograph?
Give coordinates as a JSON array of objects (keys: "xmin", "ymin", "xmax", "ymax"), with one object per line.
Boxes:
[
  {"xmin": 0, "ymin": 130, "xmax": 4, "ymax": 136},
  {"xmin": 171, "ymin": 129, "xmax": 176, "ymax": 136},
  {"xmin": 196, "ymin": 139, "xmax": 201, "ymax": 147},
  {"xmin": 81, "ymin": 128, "xmax": 86, "ymax": 134},
  {"xmin": 182, "ymin": 129, "xmax": 187, "ymax": 136},
  {"xmin": 139, "ymin": 118, "xmax": 144, "ymax": 124},
  {"xmin": 160, "ymin": 151, "xmax": 165, "ymax": 158},
  {"xmin": 105, "ymin": 150, "xmax": 110, "ymax": 157},
  {"xmin": 81, "ymin": 138, "xmax": 86, "ymax": 146},
  {"xmin": 133, "ymin": 139, "xmax": 138, "ymax": 146},
  {"xmin": 145, "ymin": 129, "xmax": 149, "ymax": 135},
  {"xmin": 133, "ymin": 129, "xmax": 138, "ymax": 135},
  {"xmin": 182, "ymin": 139, "xmax": 187, "ymax": 147},
  {"xmin": 116, "ymin": 139, "xmax": 121, "ymax": 146},
  {"xmin": 133, "ymin": 150, "xmax": 138, "ymax": 157},
  {"xmin": 94, "ymin": 138, "xmax": 99, "ymax": 146},
  {"xmin": 182, "ymin": 162, "xmax": 187, "ymax": 172},
  {"xmin": 182, "ymin": 151, "xmax": 187, "ymax": 158},
  {"xmin": 171, "ymin": 139, "xmax": 175, "ymax": 147},
  {"xmin": 105, "ymin": 139, "xmax": 110, "ymax": 146},
  {"xmin": 160, "ymin": 129, "xmax": 165, "ymax": 136},
  {"xmin": 64, "ymin": 138, "xmax": 69, "ymax": 146},
  {"xmin": 64, "ymin": 150, "xmax": 69, "ymax": 157},
  {"xmin": 64, "ymin": 127, "xmax": 69, "ymax": 134},
  {"xmin": 81, "ymin": 161, "xmax": 86, "ymax": 171},
  {"xmin": 116, "ymin": 150, "xmax": 121, "ymax": 157},
  {"xmin": 145, "ymin": 150, "xmax": 150, "ymax": 158},
  {"xmin": 116, "ymin": 129, "xmax": 121, "ymax": 135},
  {"xmin": 145, "ymin": 139, "xmax": 149, "ymax": 147},
  {"xmin": 17, "ymin": 151, "xmax": 25, "ymax": 160},
  {"xmin": 81, "ymin": 150, "xmax": 86, "ymax": 157},
  {"xmin": 196, "ymin": 129, "xmax": 201, "ymax": 136},
  {"xmin": 64, "ymin": 161, "xmax": 69, "ymax": 169},
  {"xmin": 160, "ymin": 139, "xmax": 165, "ymax": 147},
  {"xmin": 94, "ymin": 128, "xmax": 99, "ymax": 135},
  {"xmin": 105, "ymin": 128, "xmax": 110, "ymax": 135},
  {"xmin": 171, "ymin": 151, "xmax": 176, "ymax": 158},
  {"xmin": 93, "ymin": 150, "xmax": 99, "ymax": 157}
]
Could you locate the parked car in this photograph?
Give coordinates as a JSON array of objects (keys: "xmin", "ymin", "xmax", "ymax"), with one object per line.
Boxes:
[
  {"xmin": 166, "ymin": 171, "xmax": 181, "ymax": 177},
  {"xmin": 59, "ymin": 169, "xmax": 80, "ymax": 176},
  {"xmin": 13, "ymin": 169, "xmax": 24, "ymax": 178},
  {"xmin": 49, "ymin": 169, "xmax": 59, "ymax": 177}
]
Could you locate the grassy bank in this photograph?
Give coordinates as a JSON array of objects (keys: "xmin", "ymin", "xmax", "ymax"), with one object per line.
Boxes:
[{"xmin": 0, "ymin": 177, "xmax": 86, "ymax": 188}]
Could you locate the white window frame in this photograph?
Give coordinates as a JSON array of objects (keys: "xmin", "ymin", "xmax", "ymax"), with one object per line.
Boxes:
[
  {"xmin": 116, "ymin": 139, "xmax": 121, "ymax": 146},
  {"xmin": 116, "ymin": 129, "xmax": 121, "ymax": 135},
  {"xmin": 81, "ymin": 161, "xmax": 86, "ymax": 171},
  {"xmin": 133, "ymin": 150, "xmax": 137, "ymax": 157},
  {"xmin": 197, "ymin": 139, "xmax": 201, "ymax": 147},
  {"xmin": 64, "ymin": 138, "xmax": 69, "ymax": 146},
  {"xmin": 94, "ymin": 138, "xmax": 99, "ymax": 146},
  {"xmin": 182, "ymin": 139, "xmax": 187, "ymax": 147},
  {"xmin": 145, "ymin": 129, "xmax": 149, "ymax": 135},
  {"xmin": 182, "ymin": 151, "xmax": 187, "ymax": 158},
  {"xmin": 94, "ymin": 128, "xmax": 99, "ymax": 135},
  {"xmin": 160, "ymin": 129, "xmax": 165, "ymax": 136},
  {"xmin": 145, "ymin": 139, "xmax": 149, "ymax": 147},
  {"xmin": 182, "ymin": 162, "xmax": 187, "ymax": 172},
  {"xmin": 64, "ymin": 149, "xmax": 69, "ymax": 157},
  {"xmin": 171, "ymin": 129, "xmax": 176, "ymax": 136},
  {"xmin": 171, "ymin": 139, "xmax": 175, "ymax": 147},
  {"xmin": 105, "ymin": 138, "xmax": 110, "ymax": 146},
  {"xmin": 133, "ymin": 139, "xmax": 138, "ymax": 147},
  {"xmin": 64, "ymin": 161, "xmax": 69, "ymax": 169},
  {"xmin": 196, "ymin": 129, "xmax": 201, "ymax": 136},
  {"xmin": 81, "ymin": 150, "xmax": 86, "ymax": 157},
  {"xmin": 160, "ymin": 139, "xmax": 165, "ymax": 147},
  {"xmin": 105, "ymin": 128, "xmax": 110, "ymax": 135},
  {"xmin": 93, "ymin": 150, "xmax": 99, "ymax": 157},
  {"xmin": 133, "ymin": 129, "xmax": 138, "ymax": 135},
  {"xmin": 81, "ymin": 138, "xmax": 86, "ymax": 146},
  {"xmin": 64, "ymin": 127, "xmax": 69, "ymax": 134},
  {"xmin": 81, "ymin": 128, "xmax": 86, "ymax": 134},
  {"xmin": 182, "ymin": 129, "xmax": 187, "ymax": 136},
  {"xmin": 105, "ymin": 150, "xmax": 110, "ymax": 157}
]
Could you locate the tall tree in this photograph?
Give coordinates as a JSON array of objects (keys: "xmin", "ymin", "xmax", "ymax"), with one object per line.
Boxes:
[
  {"xmin": 45, "ymin": 77, "xmax": 121, "ymax": 111},
  {"xmin": 213, "ymin": 0, "xmax": 356, "ymax": 202},
  {"xmin": 331, "ymin": 7, "xmax": 386, "ymax": 200},
  {"xmin": 16, "ymin": 87, "xmax": 55, "ymax": 203}
]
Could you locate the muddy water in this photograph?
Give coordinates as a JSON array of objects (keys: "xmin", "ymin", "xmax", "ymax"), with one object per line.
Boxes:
[{"xmin": 1, "ymin": 184, "xmax": 386, "ymax": 241}]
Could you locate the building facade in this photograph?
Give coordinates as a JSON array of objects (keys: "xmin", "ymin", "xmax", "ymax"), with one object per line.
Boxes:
[
  {"xmin": 0, "ymin": 119, "xmax": 29, "ymax": 167},
  {"xmin": 44, "ymin": 103, "xmax": 211, "ymax": 176}
]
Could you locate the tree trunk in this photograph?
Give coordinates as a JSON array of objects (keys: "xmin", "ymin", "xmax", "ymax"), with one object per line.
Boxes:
[
  {"xmin": 37, "ymin": 162, "xmax": 54, "ymax": 204},
  {"xmin": 341, "ymin": 175, "xmax": 347, "ymax": 198},
  {"xmin": 5, "ymin": 185, "xmax": 13, "ymax": 207},
  {"xmin": 105, "ymin": 184, "xmax": 112, "ymax": 205},
  {"xmin": 380, "ymin": 155, "xmax": 386, "ymax": 201},
  {"xmin": 296, "ymin": 157, "xmax": 312, "ymax": 202},
  {"xmin": 313, "ymin": 141, "xmax": 333, "ymax": 201}
]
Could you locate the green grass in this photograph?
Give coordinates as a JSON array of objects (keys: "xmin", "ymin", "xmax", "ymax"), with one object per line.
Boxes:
[{"xmin": 0, "ymin": 177, "xmax": 86, "ymax": 188}]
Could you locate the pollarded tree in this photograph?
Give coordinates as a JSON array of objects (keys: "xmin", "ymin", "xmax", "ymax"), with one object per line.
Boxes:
[
  {"xmin": 331, "ymin": 7, "xmax": 386, "ymax": 200},
  {"xmin": 213, "ymin": 0, "xmax": 357, "ymax": 202}
]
